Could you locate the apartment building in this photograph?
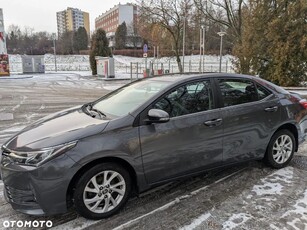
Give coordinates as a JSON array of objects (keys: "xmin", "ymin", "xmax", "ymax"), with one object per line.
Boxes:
[
  {"xmin": 56, "ymin": 7, "xmax": 90, "ymax": 37},
  {"xmin": 95, "ymin": 3, "xmax": 140, "ymax": 48}
]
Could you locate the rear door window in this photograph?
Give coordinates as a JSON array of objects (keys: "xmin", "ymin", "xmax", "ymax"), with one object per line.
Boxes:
[
  {"xmin": 218, "ymin": 79, "xmax": 258, "ymax": 107},
  {"xmin": 256, "ymin": 83, "xmax": 272, "ymax": 100}
]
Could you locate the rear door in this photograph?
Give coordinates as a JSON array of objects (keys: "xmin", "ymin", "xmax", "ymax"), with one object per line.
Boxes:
[
  {"xmin": 216, "ymin": 77, "xmax": 281, "ymax": 163},
  {"xmin": 138, "ymin": 79, "xmax": 224, "ymax": 184}
]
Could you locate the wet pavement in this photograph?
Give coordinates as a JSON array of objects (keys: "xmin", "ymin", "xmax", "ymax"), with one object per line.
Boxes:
[{"xmin": 0, "ymin": 73, "xmax": 307, "ymax": 230}]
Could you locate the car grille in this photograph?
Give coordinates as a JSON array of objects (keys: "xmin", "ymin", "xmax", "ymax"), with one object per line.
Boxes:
[{"xmin": 5, "ymin": 185, "xmax": 37, "ymax": 205}]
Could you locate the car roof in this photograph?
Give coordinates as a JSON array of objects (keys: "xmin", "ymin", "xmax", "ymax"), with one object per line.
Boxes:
[
  {"xmin": 147, "ymin": 73, "xmax": 257, "ymax": 83},
  {"xmin": 146, "ymin": 73, "xmax": 287, "ymax": 94}
]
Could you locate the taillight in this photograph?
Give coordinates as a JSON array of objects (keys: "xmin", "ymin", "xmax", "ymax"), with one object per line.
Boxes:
[{"xmin": 299, "ymin": 99, "xmax": 307, "ymax": 109}]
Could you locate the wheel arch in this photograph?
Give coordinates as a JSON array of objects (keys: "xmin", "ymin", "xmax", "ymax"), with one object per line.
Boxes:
[
  {"xmin": 272, "ymin": 123, "xmax": 298, "ymax": 152},
  {"xmin": 66, "ymin": 156, "xmax": 139, "ymax": 208}
]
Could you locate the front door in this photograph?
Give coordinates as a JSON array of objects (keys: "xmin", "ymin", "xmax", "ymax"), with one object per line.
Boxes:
[{"xmin": 138, "ymin": 79, "xmax": 224, "ymax": 184}]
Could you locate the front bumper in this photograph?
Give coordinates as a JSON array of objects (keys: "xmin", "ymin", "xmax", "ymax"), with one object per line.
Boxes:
[
  {"xmin": 3, "ymin": 185, "xmax": 45, "ymax": 215},
  {"xmin": 0, "ymin": 152, "xmax": 79, "ymax": 216}
]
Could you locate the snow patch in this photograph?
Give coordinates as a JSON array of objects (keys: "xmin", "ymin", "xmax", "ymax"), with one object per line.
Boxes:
[
  {"xmin": 9, "ymin": 54, "xmax": 235, "ymax": 74},
  {"xmin": 51, "ymin": 218, "xmax": 98, "ymax": 230},
  {"xmin": 0, "ymin": 126, "xmax": 26, "ymax": 135},
  {"xmin": 282, "ymin": 189, "xmax": 307, "ymax": 230},
  {"xmin": 222, "ymin": 213, "xmax": 252, "ymax": 230},
  {"xmin": 179, "ymin": 213, "xmax": 211, "ymax": 230},
  {"xmin": 12, "ymin": 95, "xmax": 27, "ymax": 111},
  {"xmin": 103, "ymin": 86, "xmax": 122, "ymax": 91},
  {"xmin": 252, "ymin": 182, "xmax": 283, "ymax": 196},
  {"xmin": 269, "ymin": 223, "xmax": 281, "ymax": 230},
  {"xmin": 251, "ymin": 167, "xmax": 294, "ymax": 197},
  {"xmin": 0, "ymin": 113, "xmax": 13, "ymax": 121}
]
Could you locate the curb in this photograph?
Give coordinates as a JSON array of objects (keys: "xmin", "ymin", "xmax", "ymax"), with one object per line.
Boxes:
[{"xmin": 0, "ymin": 76, "xmax": 33, "ymax": 79}]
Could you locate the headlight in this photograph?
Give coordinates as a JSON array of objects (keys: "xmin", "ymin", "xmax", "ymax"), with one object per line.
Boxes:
[{"xmin": 1, "ymin": 141, "xmax": 77, "ymax": 167}]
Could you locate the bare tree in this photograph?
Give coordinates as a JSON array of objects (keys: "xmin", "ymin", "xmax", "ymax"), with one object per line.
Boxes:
[
  {"xmin": 194, "ymin": 0, "xmax": 245, "ymax": 41},
  {"xmin": 194, "ymin": 0, "xmax": 250, "ymax": 72},
  {"xmin": 139, "ymin": 0, "xmax": 192, "ymax": 72}
]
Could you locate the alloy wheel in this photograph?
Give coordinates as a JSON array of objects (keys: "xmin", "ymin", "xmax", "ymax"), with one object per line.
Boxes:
[
  {"xmin": 83, "ymin": 170, "xmax": 126, "ymax": 214},
  {"xmin": 272, "ymin": 134, "xmax": 293, "ymax": 164}
]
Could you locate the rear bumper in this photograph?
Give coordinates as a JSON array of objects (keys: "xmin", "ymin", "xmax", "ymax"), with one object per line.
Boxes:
[{"xmin": 298, "ymin": 118, "xmax": 307, "ymax": 146}]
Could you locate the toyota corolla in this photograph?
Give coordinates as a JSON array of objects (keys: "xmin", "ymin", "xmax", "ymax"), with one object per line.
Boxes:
[{"xmin": 1, "ymin": 73, "xmax": 307, "ymax": 219}]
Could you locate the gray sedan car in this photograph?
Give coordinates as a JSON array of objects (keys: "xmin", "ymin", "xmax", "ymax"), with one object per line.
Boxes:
[{"xmin": 1, "ymin": 73, "xmax": 307, "ymax": 219}]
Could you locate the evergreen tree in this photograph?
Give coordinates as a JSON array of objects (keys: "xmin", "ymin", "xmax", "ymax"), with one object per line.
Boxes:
[
  {"xmin": 89, "ymin": 29, "xmax": 111, "ymax": 75},
  {"xmin": 115, "ymin": 22, "xmax": 127, "ymax": 49},
  {"xmin": 58, "ymin": 31, "xmax": 74, "ymax": 54},
  {"xmin": 73, "ymin": 27, "xmax": 89, "ymax": 53},
  {"xmin": 235, "ymin": 0, "xmax": 307, "ymax": 86}
]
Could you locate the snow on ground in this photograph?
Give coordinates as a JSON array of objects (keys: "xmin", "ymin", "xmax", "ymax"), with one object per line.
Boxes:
[
  {"xmin": 249, "ymin": 167, "xmax": 293, "ymax": 196},
  {"xmin": 179, "ymin": 166, "xmax": 306, "ymax": 230},
  {"xmin": 281, "ymin": 189, "xmax": 307, "ymax": 230},
  {"xmin": 222, "ymin": 213, "xmax": 253, "ymax": 230},
  {"xmin": 8, "ymin": 54, "xmax": 235, "ymax": 74},
  {"xmin": 179, "ymin": 213, "xmax": 212, "ymax": 230}
]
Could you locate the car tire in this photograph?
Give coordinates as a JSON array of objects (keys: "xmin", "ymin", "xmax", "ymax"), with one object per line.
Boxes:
[
  {"xmin": 73, "ymin": 163, "xmax": 131, "ymax": 220},
  {"xmin": 264, "ymin": 129, "xmax": 296, "ymax": 169}
]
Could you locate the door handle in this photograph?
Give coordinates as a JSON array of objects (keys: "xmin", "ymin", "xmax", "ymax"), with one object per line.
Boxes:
[
  {"xmin": 204, "ymin": 118, "xmax": 223, "ymax": 127},
  {"xmin": 264, "ymin": 106, "xmax": 278, "ymax": 112}
]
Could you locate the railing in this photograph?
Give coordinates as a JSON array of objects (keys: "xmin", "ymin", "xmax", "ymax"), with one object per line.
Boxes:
[{"xmin": 123, "ymin": 60, "xmax": 234, "ymax": 79}]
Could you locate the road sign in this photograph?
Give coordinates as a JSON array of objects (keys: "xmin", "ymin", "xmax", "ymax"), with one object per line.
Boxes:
[
  {"xmin": 143, "ymin": 53, "xmax": 148, "ymax": 58},
  {"xmin": 143, "ymin": 44, "xmax": 148, "ymax": 53}
]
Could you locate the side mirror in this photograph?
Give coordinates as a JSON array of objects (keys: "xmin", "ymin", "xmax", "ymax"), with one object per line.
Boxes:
[{"xmin": 147, "ymin": 109, "xmax": 170, "ymax": 124}]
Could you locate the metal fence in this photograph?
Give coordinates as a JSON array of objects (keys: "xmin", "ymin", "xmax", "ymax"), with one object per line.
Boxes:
[{"xmin": 124, "ymin": 59, "xmax": 233, "ymax": 79}]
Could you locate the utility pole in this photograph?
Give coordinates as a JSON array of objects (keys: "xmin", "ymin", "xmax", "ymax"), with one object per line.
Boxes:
[{"xmin": 52, "ymin": 33, "xmax": 57, "ymax": 72}]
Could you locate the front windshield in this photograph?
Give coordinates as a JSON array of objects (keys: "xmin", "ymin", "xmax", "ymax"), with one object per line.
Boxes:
[{"xmin": 93, "ymin": 79, "xmax": 172, "ymax": 117}]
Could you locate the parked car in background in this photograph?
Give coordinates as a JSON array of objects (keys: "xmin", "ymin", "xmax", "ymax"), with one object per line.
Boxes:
[{"xmin": 1, "ymin": 73, "xmax": 307, "ymax": 219}]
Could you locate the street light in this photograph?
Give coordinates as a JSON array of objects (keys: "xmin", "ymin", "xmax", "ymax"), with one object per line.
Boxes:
[
  {"xmin": 52, "ymin": 33, "xmax": 57, "ymax": 72},
  {"xmin": 217, "ymin": 31, "xmax": 226, "ymax": 72},
  {"xmin": 199, "ymin": 26, "xmax": 206, "ymax": 73},
  {"xmin": 182, "ymin": 12, "xmax": 186, "ymax": 73},
  {"xmin": 182, "ymin": 0, "xmax": 189, "ymax": 73}
]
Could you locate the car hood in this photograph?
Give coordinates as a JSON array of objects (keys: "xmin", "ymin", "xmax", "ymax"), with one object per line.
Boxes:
[{"xmin": 4, "ymin": 106, "xmax": 109, "ymax": 151}]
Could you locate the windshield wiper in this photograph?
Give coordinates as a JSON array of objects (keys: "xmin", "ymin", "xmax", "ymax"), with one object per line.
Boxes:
[
  {"xmin": 82, "ymin": 103, "xmax": 92, "ymax": 116},
  {"xmin": 84, "ymin": 103, "xmax": 106, "ymax": 119},
  {"xmin": 90, "ymin": 107, "xmax": 106, "ymax": 119}
]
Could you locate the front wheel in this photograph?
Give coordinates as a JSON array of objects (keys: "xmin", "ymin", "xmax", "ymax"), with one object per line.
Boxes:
[
  {"xmin": 73, "ymin": 163, "xmax": 131, "ymax": 219},
  {"xmin": 264, "ymin": 129, "xmax": 295, "ymax": 169}
]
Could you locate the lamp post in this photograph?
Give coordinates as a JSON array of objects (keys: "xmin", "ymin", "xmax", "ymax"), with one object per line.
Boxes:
[
  {"xmin": 199, "ymin": 26, "xmax": 206, "ymax": 73},
  {"xmin": 182, "ymin": 0, "xmax": 188, "ymax": 73},
  {"xmin": 182, "ymin": 14, "xmax": 186, "ymax": 73},
  {"xmin": 52, "ymin": 33, "xmax": 57, "ymax": 72},
  {"xmin": 217, "ymin": 31, "xmax": 226, "ymax": 72}
]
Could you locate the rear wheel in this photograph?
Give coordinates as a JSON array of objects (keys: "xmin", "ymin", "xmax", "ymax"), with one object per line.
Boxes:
[
  {"xmin": 264, "ymin": 129, "xmax": 295, "ymax": 168},
  {"xmin": 73, "ymin": 163, "xmax": 131, "ymax": 219}
]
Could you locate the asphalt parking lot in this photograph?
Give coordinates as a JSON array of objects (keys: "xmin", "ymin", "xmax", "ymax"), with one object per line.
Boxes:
[{"xmin": 1, "ymin": 73, "xmax": 307, "ymax": 230}]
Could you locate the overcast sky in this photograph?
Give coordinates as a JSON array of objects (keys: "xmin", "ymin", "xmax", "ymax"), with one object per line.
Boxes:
[{"xmin": 0, "ymin": 0, "xmax": 135, "ymax": 34}]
